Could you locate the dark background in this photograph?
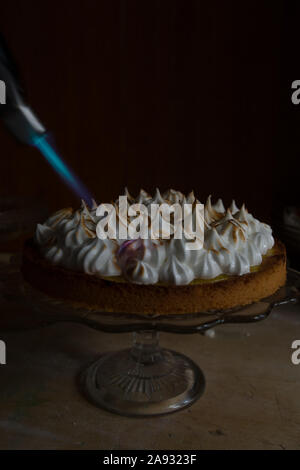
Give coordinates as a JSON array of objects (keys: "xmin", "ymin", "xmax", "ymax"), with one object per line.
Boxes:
[{"xmin": 0, "ymin": 1, "xmax": 297, "ymax": 223}]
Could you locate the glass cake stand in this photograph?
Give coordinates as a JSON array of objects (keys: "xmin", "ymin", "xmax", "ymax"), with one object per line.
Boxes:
[{"xmin": 5, "ymin": 266, "xmax": 300, "ymax": 417}]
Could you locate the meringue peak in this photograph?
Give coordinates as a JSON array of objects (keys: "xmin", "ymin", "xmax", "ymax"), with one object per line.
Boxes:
[
  {"xmin": 229, "ymin": 199, "xmax": 239, "ymax": 215},
  {"xmin": 205, "ymin": 195, "xmax": 225, "ymax": 225}
]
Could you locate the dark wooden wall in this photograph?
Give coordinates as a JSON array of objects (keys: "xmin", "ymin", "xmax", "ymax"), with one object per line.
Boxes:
[{"xmin": 0, "ymin": 1, "xmax": 282, "ymax": 220}]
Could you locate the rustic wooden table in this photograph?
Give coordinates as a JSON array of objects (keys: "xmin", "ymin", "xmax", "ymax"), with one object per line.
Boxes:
[{"xmin": 0, "ymin": 254, "xmax": 300, "ymax": 450}]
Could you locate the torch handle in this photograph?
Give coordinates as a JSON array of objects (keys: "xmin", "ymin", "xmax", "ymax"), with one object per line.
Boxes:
[{"xmin": 0, "ymin": 33, "xmax": 46, "ymax": 144}]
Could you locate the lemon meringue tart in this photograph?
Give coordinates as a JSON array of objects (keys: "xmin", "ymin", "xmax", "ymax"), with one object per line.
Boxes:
[{"xmin": 22, "ymin": 189, "xmax": 286, "ymax": 315}]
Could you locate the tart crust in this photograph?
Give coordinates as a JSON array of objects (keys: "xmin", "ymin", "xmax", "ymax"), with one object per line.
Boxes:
[{"xmin": 21, "ymin": 239, "xmax": 286, "ymax": 315}]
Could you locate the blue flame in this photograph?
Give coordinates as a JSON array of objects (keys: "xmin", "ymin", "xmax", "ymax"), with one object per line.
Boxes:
[{"xmin": 32, "ymin": 133, "xmax": 93, "ymax": 207}]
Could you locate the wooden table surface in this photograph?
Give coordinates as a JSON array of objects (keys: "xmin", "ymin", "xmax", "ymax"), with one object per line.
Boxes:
[{"xmin": 0, "ymin": 255, "xmax": 300, "ymax": 450}]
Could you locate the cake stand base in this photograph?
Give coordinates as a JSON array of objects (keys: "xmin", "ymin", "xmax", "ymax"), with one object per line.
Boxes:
[{"xmin": 80, "ymin": 331, "xmax": 205, "ymax": 416}]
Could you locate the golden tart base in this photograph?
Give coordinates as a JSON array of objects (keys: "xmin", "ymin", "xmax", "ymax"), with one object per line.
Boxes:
[{"xmin": 21, "ymin": 239, "xmax": 286, "ymax": 316}]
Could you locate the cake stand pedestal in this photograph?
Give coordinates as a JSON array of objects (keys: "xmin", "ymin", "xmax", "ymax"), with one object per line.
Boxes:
[
  {"xmin": 81, "ymin": 329, "xmax": 205, "ymax": 416},
  {"xmin": 4, "ymin": 267, "xmax": 300, "ymax": 417}
]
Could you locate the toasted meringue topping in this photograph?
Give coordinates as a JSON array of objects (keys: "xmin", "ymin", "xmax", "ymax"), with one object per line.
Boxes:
[
  {"xmin": 34, "ymin": 190, "xmax": 274, "ymax": 285},
  {"xmin": 205, "ymin": 195, "xmax": 224, "ymax": 225}
]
